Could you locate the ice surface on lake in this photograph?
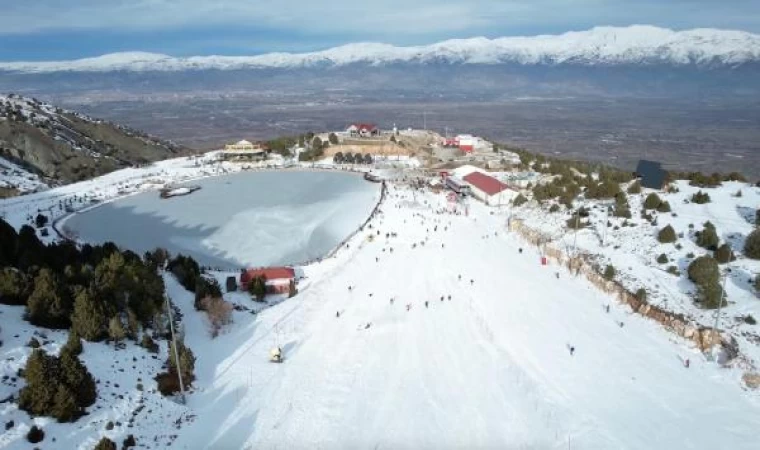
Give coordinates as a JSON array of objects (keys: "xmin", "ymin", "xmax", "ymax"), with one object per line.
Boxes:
[{"xmin": 64, "ymin": 171, "xmax": 380, "ymax": 268}]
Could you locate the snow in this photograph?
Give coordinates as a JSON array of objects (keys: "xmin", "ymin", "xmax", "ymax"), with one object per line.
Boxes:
[
  {"xmin": 3, "ymin": 163, "xmax": 760, "ymax": 448},
  {"xmin": 0, "ymin": 156, "xmax": 47, "ymax": 194},
  {"xmin": 2, "ymin": 26, "xmax": 759, "ymax": 73},
  {"xmin": 162, "ymin": 184, "xmax": 760, "ymax": 449}
]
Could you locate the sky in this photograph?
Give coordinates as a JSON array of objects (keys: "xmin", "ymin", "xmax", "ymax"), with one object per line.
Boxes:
[{"xmin": 1, "ymin": 0, "xmax": 759, "ymax": 61}]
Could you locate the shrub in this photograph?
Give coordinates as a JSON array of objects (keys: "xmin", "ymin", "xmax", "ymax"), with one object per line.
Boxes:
[
  {"xmin": 25, "ymin": 268, "xmax": 71, "ymax": 329},
  {"xmin": 656, "ymin": 254, "xmax": 669, "ymax": 264},
  {"xmin": 667, "ymin": 266, "xmax": 680, "ymax": 276},
  {"xmin": 61, "ymin": 331, "xmax": 83, "ymax": 356},
  {"xmin": 688, "ymin": 255, "xmax": 720, "ymax": 287},
  {"xmin": 743, "ymin": 315, "xmax": 757, "ymax": 325},
  {"xmin": 657, "ymin": 225, "xmax": 677, "ymax": 243},
  {"xmin": 656, "ymin": 201, "xmax": 671, "ymax": 213},
  {"xmin": 140, "ymin": 334, "xmax": 159, "ymax": 353},
  {"xmin": 248, "ymin": 275, "xmax": 267, "ymax": 301},
  {"xmin": 70, "ymin": 290, "xmax": 107, "ymax": 342},
  {"xmin": 755, "ymin": 275, "xmax": 760, "ymax": 292},
  {"xmin": 0, "ymin": 267, "xmax": 29, "ymax": 305},
  {"xmin": 635, "ymin": 288, "xmax": 647, "ymax": 302},
  {"xmin": 697, "ymin": 282, "xmax": 725, "ymax": 309},
  {"xmin": 199, "ymin": 296, "xmax": 233, "ymax": 338},
  {"xmin": 695, "ymin": 223, "xmax": 719, "ymax": 250},
  {"xmin": 123, "ymin": 434, "xmax": 137, "ymax": 449},
  {"xmin": 714, "ymin": 243, "xmax": 735, "ymax": 264},
  {"xmin": 27, "ymin": 337, "xmax": 40, "ymax": 348},
  {"xmin": 627, "ymin": 181, "xmax": 642, "ymax": 194},
  {"xmin": 549, "ymin": 204, "xmax": 560, "ymax": 213},
  {"xmin": 194, "ymin": 277, "xmax": 222, "ymax": 311},
  {"xmin": 108, "ymin": 316, "xmax": 126, "ymax": 345},
  {"xmin": 18, "ymin": 349, "xmax": 96, "ymax": 422},
  {"xmin": 643, "ymin": 193, "xmax": 662, "ymax": 210},
  {"xmin": 744, "ymin": 228, "xmax": 760, "ymax": 259},
  {"xmin": 513, "ymin": 193, "xmax": 528, "ymax": 207},
  {"xmin": 691, "ymin": 191, "xmax": 711, "ymax": 204},
  {"xmin": 26, "ymin": 425, "xmax": 44, "ymax": 443},
  {"xmin": 613, "ymin": 202, "xmax": 631, "ymax": 218},
  {"xmin": 93, "ymin": 437, "xmax": 117, "ymax": 450},
  {"xmin": 603, "ymin": 264, "xmax": 616, "ymax": 281}
]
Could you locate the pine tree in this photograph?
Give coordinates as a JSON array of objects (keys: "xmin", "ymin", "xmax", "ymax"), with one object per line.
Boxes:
[
  {"xmin": 51, "ymin": 384, "xmax": 78, "ymax": 423},
  {"xmin": 71, "ymin": 290, "xmax": 107, "ymax": 341},
  {"xmin": 62, "ymin": 330, "xmax": 83, "ymax": 356},
  {"xmin": 0, "ymin": 267, "xmax": 29, "ymax": 305},
  {"xmin": 168, "ymin": 340, "xmax": 196, "ymax": 383},
  {"xmin": 108, "ymin": 316, "xmax": 126, "ymax": 346},
  {"xmin": 18, "ymin": 350, "xmax": 58, "ymax": 417},
  {"xmin": 25, "ymin": 268, "xmax": 71, "ymax": 329},
  {"xmin": 59, "ymin": 350, "xmax": 97, "ymax": 407},
  {"xmin": 93, "ymin": 437, "xmax": 117, "ymax": 450},
  {"xmin": 745, "ymin": 228, "xmax": 760, "ymax": 259}
]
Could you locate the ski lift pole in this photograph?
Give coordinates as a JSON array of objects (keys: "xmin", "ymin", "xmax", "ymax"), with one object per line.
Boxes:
[
  {"xmin": 713, "ymin": 270, "xmax": 729, "ymax": 333},
  {"xmin": 162, "ymin": 265, "xmax": 186, "ymax": 404}
]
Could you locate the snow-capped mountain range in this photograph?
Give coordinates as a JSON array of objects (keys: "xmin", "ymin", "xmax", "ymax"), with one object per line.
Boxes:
[{"xmin": 2, "ymin": 25, "xmax": 760, "ymax": 73}]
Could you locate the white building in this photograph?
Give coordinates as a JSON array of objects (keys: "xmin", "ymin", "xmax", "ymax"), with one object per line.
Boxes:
[{"xmin": 463, "ymin": 171, "xmax": 517, "ymax": 206}]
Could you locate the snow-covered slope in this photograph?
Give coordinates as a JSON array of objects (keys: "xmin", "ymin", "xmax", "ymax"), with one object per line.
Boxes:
[{"xmin": 2, "ymin": 25, "xmax": 759, "ymax": 73}]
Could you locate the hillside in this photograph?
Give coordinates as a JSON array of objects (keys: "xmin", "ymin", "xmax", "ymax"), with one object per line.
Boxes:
[{"xmin": 0, "ymin": 94, "xmax": 188, "ymax": 192}]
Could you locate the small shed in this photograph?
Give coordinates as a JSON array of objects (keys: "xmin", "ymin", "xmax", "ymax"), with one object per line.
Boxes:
[{"xmin": 635, "ymin": 160, "xmax": 667, "ymax": 189}]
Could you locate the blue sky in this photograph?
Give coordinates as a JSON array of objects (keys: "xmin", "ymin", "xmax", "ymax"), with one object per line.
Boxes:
[{"xmin": 1, "ymin": 0, "xmax": 759, "ymax": 61}]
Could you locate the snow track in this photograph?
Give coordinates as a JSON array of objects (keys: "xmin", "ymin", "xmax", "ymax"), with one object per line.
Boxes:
[{"xmin": 172, "ymin": 185, "xmax": 760, "ymax": 449}]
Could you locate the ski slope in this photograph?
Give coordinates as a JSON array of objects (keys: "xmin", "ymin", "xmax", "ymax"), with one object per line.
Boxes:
[{"xmin": 171, "ymin": 185, "xmax": 760, "ymax": 449}]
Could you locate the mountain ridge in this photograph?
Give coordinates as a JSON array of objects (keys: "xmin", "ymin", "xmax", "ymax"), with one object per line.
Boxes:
[{"xmin": 3, "ymin": 25, "xmax": 760, "ymax": 73}]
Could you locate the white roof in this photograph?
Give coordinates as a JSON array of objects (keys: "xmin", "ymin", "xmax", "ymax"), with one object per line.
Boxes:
[{"xmin": 236, "ymin": 139, "xmax": 253, "ymax": 146}]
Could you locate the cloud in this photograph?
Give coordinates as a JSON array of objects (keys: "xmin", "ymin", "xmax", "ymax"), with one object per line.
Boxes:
[{"xmin": 3, "ymin": 0, "xmax": 759, "ymax": 37}]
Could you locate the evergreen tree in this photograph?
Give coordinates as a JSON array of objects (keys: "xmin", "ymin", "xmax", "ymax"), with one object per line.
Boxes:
[
  {"xmin": 93, "ymin": 437, "xmax": 117, "ymax": 450},
  {"xmin": 627, "ymin": 180, "xmax": 642, "ymax": 194},
  {"xmin": 51, "ymin": 384, "xmax": 78, "ymax": 423},
  {"xmin": 745, "ymin": 228, "xmax": 760, "ymax": 259},
  {"xmin": 603, "ymin": 264, "xmax": 616, "ymax": 281},
  {"xmin": 62, "ymin": 330, "xmax": 83, "ymax": 356},
  {"xmin": 328, "ymin": 132, "xmax": 339, "ymax": 145},
  {"xmin": 59, "ymin": 350, "xmax": 97, "ymax": 407},
  {"xmin": 643, "ymin": 193, "xmax": 662, "ymax": 210},
  {"xmin": 71, "ymin": 290, "xmax": 107, "ymax": 341},
  {"xmin": 168, "ymin": 340, "xmax": 196, "ymax": 383},
  {"xmin": 25, "ymin": 268, "xmax": 71, "ymax": 329},
  {"xmin": 108, "ymin": 316, "xmax": 126, "ymax": 346},
  {"xmin": 0, "ymin": 267, "xmax": 29, "ymax": 305},
  {"xmin": 248, "ymin": 275, "xmax": 267, "ymax": 301},
  {"xmin": 18, "ymin": 350, "xmax": 58, "ymax": 417},
  {"xmin": 714, "ymin": 243, "xmax": 735, "ymax": 264},
  {"xmin": 688, "ymin": 256, "xmax": 720, "ymax": 287}
]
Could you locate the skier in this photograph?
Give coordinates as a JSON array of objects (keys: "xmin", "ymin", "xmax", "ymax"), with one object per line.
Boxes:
[
  {"xmin": 569, "ymin": 346, "xmax": 575, "ymax": 356},
  {"xmin": 448, "ymin": 295, "xmax": 451, "ymax": 301},
  {"xmin": 458, "ymin": 274, "xmax": 462, "ymax": 281},
  {"xmin": 336, "ymin": 311, "xmax": 340, "ymax": 318},
  {"xmin": 440, "ymin": 295, "xmax": 444, "ymax": 302},
  {"xmin": 406, "ymin": 304, "xmax": 411, "ymax": 311},
  {"xmin": 519, "ymin": 248, "xmax": 523, "ymax": 254},
  {"xmin": 605, "ymin": 305, "xmax": 610, "ymax": 313},
  {"xmin": 425, "ymin": 301, "xmax": 429, "ymax": 308},
  {"xmin": 470, "ymin": 279, "xmax": 474, "ymax": 285},
  {"xmin": 684, "ymin": 358, "xmax": 690, "ymax": 368},
  {"xmin": 555, "ymin": 272, "xmax": 560, "ymax": 279}
]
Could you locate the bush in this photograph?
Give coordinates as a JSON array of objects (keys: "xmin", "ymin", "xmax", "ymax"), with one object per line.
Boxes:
[
  {"xmin": 714, "ymin": 243, "xmax": 735, "ymax": 264},
  {"xmin": 93, "ymin": 437, "xmax": 117, "ymax": 450},
  {"xmin": 123, "ymin": 434, "xmax": 137, "ymax": 449},
  {"xmin": 743, "ymin": 315, "xmax": 757, "ymax": 325},
  {"xmin": 513, "ymin": 193, "xmax": 528, "ymax": 207},
  {"xmin": 199, "ymin": 296, "xmax": 233, "ymax": 338},
  {"xmin": 26, "ymin": 425, "xmax": 44, "ymax": 443},
  {"xmin": 27, "ymin": 337, "xmax": 40, "ymax": 348},
  {"xmin": 643, "ymin": 193, "xmax": 662, "ymax": 209},
  {"xmin": 744, "ymin": 228, "xmax": 760, "ymax": 259},
  {"xmin": 755, "ymin": 275, "xmax": 760, "ymax": 292},
  {"xmin": 656, "ymin": 254, "xmax": 669, "ymax": 264},
  {"xmin": 697, "ymin": 282, "xmax": 725, "ymax": 309},
  {"xmin": 688, "ymin": 256, "xmax": 720, "ymax": 287},
  {"xmin": 194, "ymin": 277, "xmax": 222, "ymax": 311},
  {"xmin": 627, "ymin": 181, "xmax": 642, "ymax": 194},
  {"xmin": 695, "ymin": 223, "xmax": 719, "ymax": 250},
  {"xmin": 548, "ymin": 203, "xmax": 560, "ymax": 213},
  {"xmin": 18, "ymin": 349, "xmax": 96, "ymax": 422},
  {"xmin": 140, "ymin": 334, "xmax": 159, "ymax": 353},
  {"xmin": 667, "ymin": 266, "xmax": 680, "ymax": 276},
  {"xmin": 691, "ymin": 191, "xmax": 711, "ymax": 204},
  {"xmin": 656, "ymin": 201, "xmax": 671, "ymax": 213},
  {"xmin": 603, "ymin": 264, "xmax": 616, "ymax": 281},
  {"xmin": 0, "ymin": 267, "xmax": 29, "ymax": 305},
  {"xmin": 635, "ymin": 288, "xmax": 647, "ymax": 302},
  {"xmin": 657, "ymin": 225, "xmax": 677, "ymax": 243},
  {"xmin": 62, "ymin": 331, "xmax": 83, "ymax": 356}
]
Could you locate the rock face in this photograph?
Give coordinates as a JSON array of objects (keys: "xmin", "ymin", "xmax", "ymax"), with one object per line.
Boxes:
[
  {"xmin": 743, "ymin": 372, "xmax": 760, "ymax": 389},
  {"xmin": 0, "ymin": 94, "xmax": 188, "ymax": 186}
]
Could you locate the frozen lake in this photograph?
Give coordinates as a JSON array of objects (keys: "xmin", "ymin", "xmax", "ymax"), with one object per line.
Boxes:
[{"xmin": 64, "ymin": 171, "xmax": 381, "ymax": 268}]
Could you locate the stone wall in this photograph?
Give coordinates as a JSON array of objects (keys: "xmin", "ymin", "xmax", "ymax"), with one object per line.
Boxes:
[{"xmin": 508, "ymin": 219, "xmax": 756, "ymax": 386}]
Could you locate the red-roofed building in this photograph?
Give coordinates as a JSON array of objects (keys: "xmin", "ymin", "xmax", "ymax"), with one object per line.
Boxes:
[
  {"xmin": 463, "ymin": 171, "xmax": 516, "ymax": 206},
  {"xmin": 240, "ymin": 267, "xmax": 296, "ymax": 294},
  {"xmin": 347, "ymin": 123, "xmax": 379, "ymax": 137}
]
